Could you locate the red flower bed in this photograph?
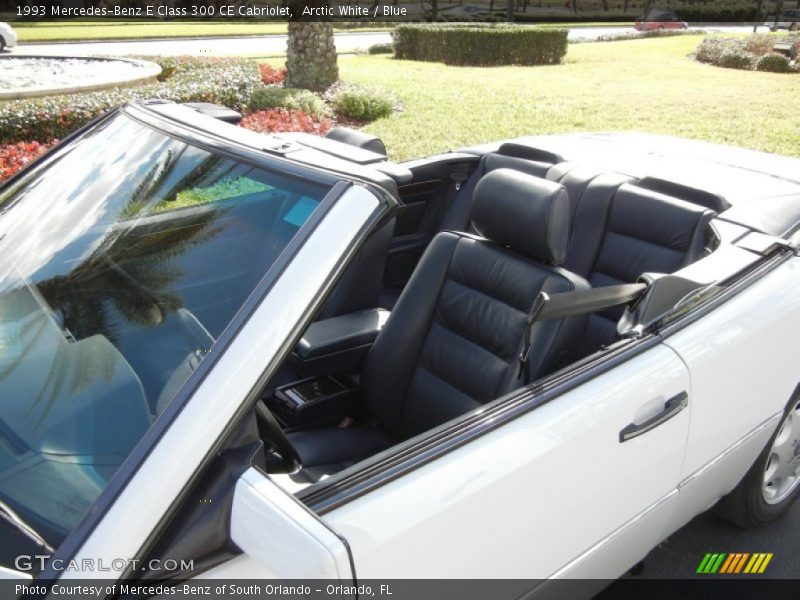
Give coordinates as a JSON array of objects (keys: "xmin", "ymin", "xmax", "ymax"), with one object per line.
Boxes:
[
  {"xmin": 239, "ymin": 108, "xmax": 331, "ymax": 136},
  {"xmin": 259, "ymin": 64, "xmax": 286, "ymax": 85},
  {"xmin": 0, "ymin": 140, "xmax": 59, "ymax": 183}
]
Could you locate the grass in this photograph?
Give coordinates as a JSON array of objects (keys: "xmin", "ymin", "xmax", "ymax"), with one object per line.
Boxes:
[
  {"xmin": 13, "ymin": 21, "xmax": 390, "ymax": 42},
  {"xmin": 11, "ymin": 20, "xmax": 633, "ymax": 43},
  {"xmin": 311, "ymin": 35, "xmax": 800, "ymax": 161}
]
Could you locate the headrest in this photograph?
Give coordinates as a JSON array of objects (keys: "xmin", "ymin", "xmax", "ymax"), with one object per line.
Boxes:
[
  {"xmin": 471, "ymin": 169, "xmax": 571, "ymax": 265},
  {"xmin": 325, "ymin": 126, "xmax": 387, "ymax": 156}
]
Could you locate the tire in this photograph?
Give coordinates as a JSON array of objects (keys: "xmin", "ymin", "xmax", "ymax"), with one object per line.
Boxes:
[
  {"xmin": 715, "ymin": 397, "xmax": 800, "ymax": 528},
  {"xmin": 0, "ymin": 39, "xmax": 5, "ymax": 53}
]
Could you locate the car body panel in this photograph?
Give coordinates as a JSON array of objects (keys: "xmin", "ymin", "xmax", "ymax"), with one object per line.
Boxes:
[
  {"xmin": 662, "ymin": 255, "xmax": 800, "ymax": 522},
  {"xmin": 0, "ymin": 23, "xmax": 17, "ymax": 49},
  {"xmin": 765, "ymin": 10, "xmax": 800, "ymax": 30},
  {"xmin": 323, "ymin": 345, "xmax": 690, "ymax": 579},
  {"xmin": 635, "ymin": 12, "xmax": 688, "ymax": 31}
]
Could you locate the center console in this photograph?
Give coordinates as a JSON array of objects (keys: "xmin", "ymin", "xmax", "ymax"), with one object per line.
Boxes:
[{"xmin": 266, "ymin": 375, "xmax": 361, "ymax": 429}]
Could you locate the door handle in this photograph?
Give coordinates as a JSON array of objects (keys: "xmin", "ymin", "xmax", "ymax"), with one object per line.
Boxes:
[{"xmin": 619, "ymin": 392, "xmax": 688, "ymax": 443}]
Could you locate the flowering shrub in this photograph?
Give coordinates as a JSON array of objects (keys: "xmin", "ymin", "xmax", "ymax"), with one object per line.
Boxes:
[
  {"xmin": 0, "ymin": 140, "xmax": 59, "ymax": 183},
  {"xmin": 0, "ymin": 56, "xmax": 261, "ymax": 144},
  {"xmin": 259, "ymin": 64, "xmax": 286, "ymax": 85},
  {"xmin": 239, "ymin": 109, "xmax": 331, "ymax": 136}
]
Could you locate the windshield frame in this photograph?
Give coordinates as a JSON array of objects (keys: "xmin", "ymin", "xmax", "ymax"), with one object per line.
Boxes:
[{"xmin": 0, "ymin": 103, "xmax": 395, "ymax": 580}]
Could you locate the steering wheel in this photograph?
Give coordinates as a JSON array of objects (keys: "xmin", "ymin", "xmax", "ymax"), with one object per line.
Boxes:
[{"xmin": 255, "ymin": 401, "xmax": 302, "ymax": 474}]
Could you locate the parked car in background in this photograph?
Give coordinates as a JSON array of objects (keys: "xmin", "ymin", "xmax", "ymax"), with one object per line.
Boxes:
[
  {"xmin": 635, "ymin": 10, "xmax": 689, "ymax": 31},
  {"xmin": 0, "ymin": 22, "xmax": 17, "ymax": 51},
  {"xmin": 765, "ymin": 9, "xmax": 800, "ymax": 31},
  {"xmin": 1, "ymin": 101, "xmax": 800, "ymax": 596}
]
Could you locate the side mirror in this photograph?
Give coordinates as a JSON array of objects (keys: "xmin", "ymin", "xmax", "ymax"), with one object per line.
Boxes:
[{"xmin": 228, "ymin": 468, "xmax": 354, "ymax": 580}]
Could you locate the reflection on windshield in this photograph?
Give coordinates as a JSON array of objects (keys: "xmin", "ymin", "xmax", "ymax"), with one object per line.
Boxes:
[{"xmin": 0, "ymin": 110, "xmax": 330, "ymax": 562}]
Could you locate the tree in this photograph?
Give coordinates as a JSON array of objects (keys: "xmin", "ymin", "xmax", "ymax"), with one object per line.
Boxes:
[{"xmin": 285, "ymin": 0, "xmax": 339, "ymax": 91}]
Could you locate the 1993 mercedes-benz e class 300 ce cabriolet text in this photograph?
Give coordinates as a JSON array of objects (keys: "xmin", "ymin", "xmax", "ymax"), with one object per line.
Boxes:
[{"xmin": 0, "ymin": 101, "xmax": 799, "ymax": 596}]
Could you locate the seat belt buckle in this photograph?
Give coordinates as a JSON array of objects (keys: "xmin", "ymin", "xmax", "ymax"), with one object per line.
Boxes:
[
  {"xmin": 449, "ymin": 171, "xmax": 468, "ymax": 192},
  {"xmin": 517, "ymin": 346, "xmax": 532, "ymax": 379},
  {"xmin": 517, "ymin": 292, "xmax": 550, "ymax": 379}
]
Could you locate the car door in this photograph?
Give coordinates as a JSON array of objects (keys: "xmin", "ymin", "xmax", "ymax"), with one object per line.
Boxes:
[
  {"xmin": 660, "ymin": 252, "xmax": 800, "ymax": 534},
  {"xmin": 321, "ymin": 342, "xmax": 691, "ymax": 583}
]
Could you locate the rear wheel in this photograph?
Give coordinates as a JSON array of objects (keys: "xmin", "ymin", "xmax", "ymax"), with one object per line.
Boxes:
[
  {"xmin": 0, "ymin": 39, "xmax": 5, "ymax": 53},
  {"xmin": 715, "ymin": 398, "xmax": 800, "ymax": 527}
]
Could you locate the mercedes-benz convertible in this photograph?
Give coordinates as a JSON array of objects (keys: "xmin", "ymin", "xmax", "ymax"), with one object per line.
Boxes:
[{"xmin": 1, "ymin": 101, "xmax": 799, "ymax": 597}]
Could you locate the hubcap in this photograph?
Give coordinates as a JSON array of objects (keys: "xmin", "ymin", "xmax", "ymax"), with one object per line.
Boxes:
[{"xmin": 762, "ymin": 401, "xmax": 800, "ymax": 505}]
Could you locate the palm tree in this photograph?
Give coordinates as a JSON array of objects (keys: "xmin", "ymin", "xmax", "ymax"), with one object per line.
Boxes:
[{"xmin": 285, "ymin": 0, "xmax": 339, "ymax": 91}]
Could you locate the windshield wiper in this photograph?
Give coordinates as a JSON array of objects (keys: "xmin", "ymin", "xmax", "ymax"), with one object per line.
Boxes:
[{"xmin": 0, "ymin": 500, "xmax": 53, "ymax": 554}]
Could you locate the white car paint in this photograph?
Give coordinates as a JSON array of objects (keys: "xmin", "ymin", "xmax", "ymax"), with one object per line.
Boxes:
[
  {"xmin": 59, "ymin": 185, "xmax": 380, "ymax": 580},
  {"xmin": 226, "ymin": 468, "xmax": 351, "ymax": 579},
  {"xmin": 322, "ymin": 345, "xmax": 691, "ymax": 580},
  {"xmin": 662, "ymin": 255, "xmax": 800, "ymax": 533},
  {"xmin": 0, "ymin": 23, "xmax": 17, "ymax": 50}
]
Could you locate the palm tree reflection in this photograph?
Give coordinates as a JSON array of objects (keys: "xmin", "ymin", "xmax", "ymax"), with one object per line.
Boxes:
[{"xmin": 1, "ymin": 153, "xmax": 232, "ymax": 424}]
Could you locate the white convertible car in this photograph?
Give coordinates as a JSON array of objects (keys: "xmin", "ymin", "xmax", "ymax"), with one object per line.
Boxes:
[{"xmin": 0, "ymin": 101, "xmax": 799, "ymax": 597}]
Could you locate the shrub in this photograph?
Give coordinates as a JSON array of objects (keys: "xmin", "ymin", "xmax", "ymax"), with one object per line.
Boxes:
[
  {"xmin": 744, "ymin": 33, "xmax": 778, "ymax": 57},
  {"xmin": 755, "ymin": 52, "xmax": 794, "ymax": 73},
  {"xmin": 368, "ymin": 42, "xmax": 394, "ymax": 55},
  {"xmin": 331, "ymin": 85, "xmax": 395, "ymax": 122},
  {"xmin": 249, "ymin": 87, "xmax": 329, "ymax": 119},
  {"xmin": 0, "ymin": 56, "xmax": 260, "ymax": 144},
  {"xmin": 393, "ymin": 24, "xmax": 568, "ymax": 66},
  {"xmin": 718, "ymin": 48, "xmax": 757, "ymax": 70},
  {"xmin": 695, "ymin": 36, "xmax": 745, "ymax": 64},
  {"xmin": 259, "ymin": 64, "xmax": 286, "ymax": 85},
  {"xmin": 239, "ymin": 109, "xmax": 331, "ymax": 136},
  {"xmin": 0, "ymin": 140, "xmax": 59, "ymax": 183}
]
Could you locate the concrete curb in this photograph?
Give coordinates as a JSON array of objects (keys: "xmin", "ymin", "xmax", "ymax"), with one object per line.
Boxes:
[{"xmin": 0, "ymin": 55, "xmax": 161, "ymax": 100}]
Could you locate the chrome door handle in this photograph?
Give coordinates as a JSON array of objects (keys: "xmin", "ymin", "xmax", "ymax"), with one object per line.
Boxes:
[{"xmin": 619, "ymin": 392, "xmax": 688, "ymax": 443}]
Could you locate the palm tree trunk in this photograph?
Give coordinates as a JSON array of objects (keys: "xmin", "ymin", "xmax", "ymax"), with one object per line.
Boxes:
[{"xmin": 285, "ymin": 21, "xmax": 339, "ymax": 91}]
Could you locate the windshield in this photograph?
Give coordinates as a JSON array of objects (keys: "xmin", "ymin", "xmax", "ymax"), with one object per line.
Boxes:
[{"xmin": 0, "ymin": 109, "xmax": 331, "ymax": 565}]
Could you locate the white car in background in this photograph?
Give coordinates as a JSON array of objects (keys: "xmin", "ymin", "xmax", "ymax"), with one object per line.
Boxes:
[
  {"xmin": 0, "ymin": 22, "xmax": 17, "ymax": 51},
  {"xmin": 0, "ymin": 101, "xmax": 799, "ymax": 597}
]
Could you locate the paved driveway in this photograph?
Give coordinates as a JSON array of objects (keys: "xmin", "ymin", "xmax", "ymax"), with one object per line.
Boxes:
[
  {"xmin": 602, "ymin": 497, "xmax": 799, "ymax": 587},
  {"xmin": 10, "ymin": 31, "xmax": 390, "ymax": 57}
]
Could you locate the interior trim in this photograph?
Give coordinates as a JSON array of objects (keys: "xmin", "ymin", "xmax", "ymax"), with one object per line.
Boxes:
[{"xmin": 299, "ymin": 249, "xmax": 792, "ymax": 512}]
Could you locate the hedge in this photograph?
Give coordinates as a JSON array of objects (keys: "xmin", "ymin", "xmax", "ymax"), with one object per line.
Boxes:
[
  {"xmin": 0, "ymin": 56, "xmax": 260, "ymax": 144},
  {"xmin": 393, "ymin": 24, "xmax": 568, "ymax": 66}
]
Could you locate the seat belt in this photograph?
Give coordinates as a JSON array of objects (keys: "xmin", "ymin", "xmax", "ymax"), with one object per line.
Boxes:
[{"xmin": 517, "ymin": 282, "xmax": 647, "ymax": 381}]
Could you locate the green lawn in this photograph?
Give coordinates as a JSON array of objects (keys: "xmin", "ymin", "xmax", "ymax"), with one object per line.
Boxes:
[
  {"xmin": 13, "ymin": 20, "xmax": 630, "ymax": 43},
  {"xmin": 316, "ymin": 35, "xmax": 800, "ymax": 161},
  {"xmin": 13, "ymin": 21, "xmax": 392, "ymax": 42}
]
